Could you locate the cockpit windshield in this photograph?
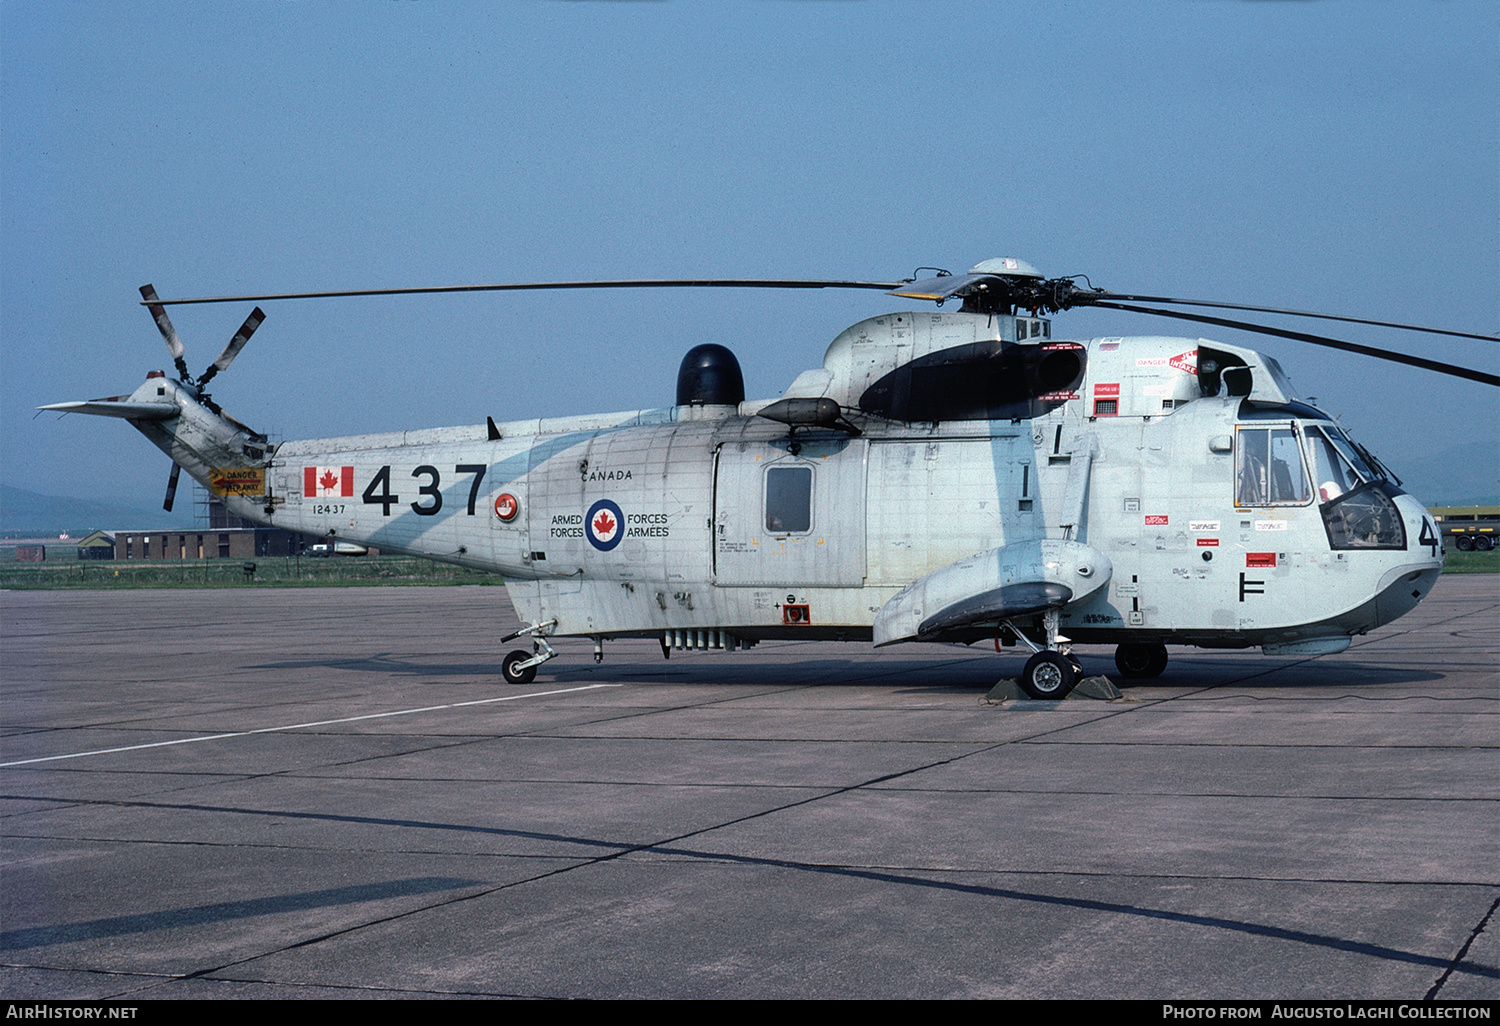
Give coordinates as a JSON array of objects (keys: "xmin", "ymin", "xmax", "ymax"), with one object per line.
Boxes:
[
  {"xmin": 1235, "ymin": 420, "xmax": 1390, "ymax": 509},
  {"xmin": 1315, "ymin": 425, "xmax": 1380, "ymax": 482},
  {"xmin": 1305, "ymin": 426, "xmax": 1364, "ymax": 502},
  {"xmin": 1304, "ymin": 424, "xmax": 1405, "ymax": 550},
  {"xmin": 1234, "ymin": 411, "xmax": 1406, "ymax": 549}
]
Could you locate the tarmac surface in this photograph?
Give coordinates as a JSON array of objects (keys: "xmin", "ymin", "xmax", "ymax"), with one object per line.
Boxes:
[{"xmin": 0, "ymin": 576, "xmax": 1495, "ymax": 999}]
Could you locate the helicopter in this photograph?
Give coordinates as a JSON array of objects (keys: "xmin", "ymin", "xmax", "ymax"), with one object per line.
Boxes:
[{"xmin": 41, "ymin": 257, "xmax": 1498, "ymax": 699}]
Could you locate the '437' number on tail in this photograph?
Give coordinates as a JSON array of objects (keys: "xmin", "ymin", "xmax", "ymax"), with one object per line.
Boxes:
[{"xmin": 361, "ymin": 464, "xmax": 488, "ymax": 516}]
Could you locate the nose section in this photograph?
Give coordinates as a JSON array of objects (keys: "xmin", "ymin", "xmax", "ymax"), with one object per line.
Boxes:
[
  {"xmin": 1364, "ymin": 493, "xmax": 1444, "ymax": 629},
  {"xmin": 1372, "ymin": 563, "xmax": 1442, "ymax": 628},
  {"xmin": 1394, "ymin": 493, "xmax": 1444, "ymax": 568}
]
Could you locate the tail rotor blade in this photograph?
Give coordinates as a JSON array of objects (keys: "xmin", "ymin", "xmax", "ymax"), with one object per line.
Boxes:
[
  {"xmin": 163, "ymin": 462, "xmax": 181, "ymax": 513},
  {"xmin": 140, "ymin": 284, "xmax": 192, "ymax": 381},
  {"xmin": 199, "ymin": 307, "xmax": 265, "ymax": 387}
]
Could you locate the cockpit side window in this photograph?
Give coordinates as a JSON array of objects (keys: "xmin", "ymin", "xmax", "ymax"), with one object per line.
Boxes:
[
  {"xmin": 1235, "ymin": 425, "xmax": 1310, "ymax": 507},
  {"xmin": 1236, "ymin": 428, "xmax": 1269, "ymax": 506},
  {"xmin": 1320, "ymin": 483, "xmax": 1407, "ymax": 549}
]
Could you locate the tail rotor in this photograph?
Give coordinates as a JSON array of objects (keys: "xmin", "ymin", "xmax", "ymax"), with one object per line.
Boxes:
[
  {"xmin": 138, "ymin": 284, "xmax": 271, "ymax": 506},
  {"xmin": 139, "ymin": 283, "xmax": 267, "ymax": 390}
]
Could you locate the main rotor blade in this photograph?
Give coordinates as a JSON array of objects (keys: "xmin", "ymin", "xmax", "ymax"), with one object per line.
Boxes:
[
  {"xmin": 1078, "ymin": 291, "xmax": 1496, "ymax": 343},
  {"xmin": 198, "ymin": 307, "xmax": 266, "ymax": 387},
  {"xmin": 139, "ymin": 284, "xmax": 192, "ymax": 379},
  {"xmin": 1087, "ymin": 301, "xmax": 1500, "ymax": 387},
  {"xmin": 142, "ymin": 279, "xmax": 905, "ymax": 306}
]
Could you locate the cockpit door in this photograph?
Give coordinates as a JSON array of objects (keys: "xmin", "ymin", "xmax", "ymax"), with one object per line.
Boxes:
[{"xmin": 1234, "ymin": 424, "xmax": 1311, "ymax": 508}]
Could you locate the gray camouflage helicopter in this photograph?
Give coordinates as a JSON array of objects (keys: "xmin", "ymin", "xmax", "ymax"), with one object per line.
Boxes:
[{"xmin": 43, "ymin": 258, "xmax": 1498, "ymax": 698}]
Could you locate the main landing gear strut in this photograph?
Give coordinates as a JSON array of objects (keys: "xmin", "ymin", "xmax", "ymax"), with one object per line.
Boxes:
[
  {"xmin": 500, "ymin": 619, "xmax": 558, "ymax": 685},
  {"xmin": 1003, "ymin": 609, "xmax": 1085, "ymax": 700}
]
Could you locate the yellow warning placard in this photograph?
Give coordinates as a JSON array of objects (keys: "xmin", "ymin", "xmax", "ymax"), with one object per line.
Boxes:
[{"xmin": 210, "ymin": 467, "xmax": 265, "ymax": 496}]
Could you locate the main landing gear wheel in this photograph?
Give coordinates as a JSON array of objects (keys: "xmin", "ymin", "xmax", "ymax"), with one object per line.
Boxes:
[
  {"xmin": 1019, "ymin": 651, "xmax": 1077, "ymax": 699},
  {"xmin": 502, "ymin": 649, "xmax": 537, "ymax": 685},
  {"xmin": 1114, "ymin": 643, "xmax": 1169, "ymax": 678}
]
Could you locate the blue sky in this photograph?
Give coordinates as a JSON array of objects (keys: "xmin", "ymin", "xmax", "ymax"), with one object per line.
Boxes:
[{"xmin": 4, "ymin": 1, "xmax": 1496, "ymax": 510}]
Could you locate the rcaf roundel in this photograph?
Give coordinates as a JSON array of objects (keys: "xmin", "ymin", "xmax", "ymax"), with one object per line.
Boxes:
[
  {"xmin": 585, "ymin": 499, "xmax": 623, "ymax": 551},
  {"xmin": 304, "ymin": 466, "xmax": 354, "ymax": 498}
]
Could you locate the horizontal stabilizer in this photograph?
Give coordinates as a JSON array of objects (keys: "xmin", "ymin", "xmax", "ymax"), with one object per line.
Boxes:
[
  {"xmin": 38, "ymin": 400, "xmax": 180, "ymax": 420},
  {"xmin": 873, "ymin": 539, "xmax": 1111, "ymax": 647}
]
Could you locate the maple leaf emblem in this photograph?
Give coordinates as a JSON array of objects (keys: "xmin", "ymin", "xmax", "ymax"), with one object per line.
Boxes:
[
  {"xmin": 319, "ymin": 470, "xmax": 339, "ymax": 491},
  {"xmin": 592, "ymin": 510, "xmax": 616, "ymax": 537}
]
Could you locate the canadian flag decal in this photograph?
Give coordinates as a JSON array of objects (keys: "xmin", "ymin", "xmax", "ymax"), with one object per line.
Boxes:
[{"xmin": 304, "ymin": 466, "xmax": 355, "ymax": 498}]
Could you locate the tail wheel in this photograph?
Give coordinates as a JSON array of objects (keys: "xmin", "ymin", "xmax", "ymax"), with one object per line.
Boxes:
[
  {"xmin": 502, "ymin": 649, "xmax": 537, "ymax": 685},
  {"xmin": 1115, "ymin": 643, "xmax": 1169, "ymax": 679},
  {"xmin": 1019, "ymin": 651, "xmax": 1077, "ymax": 699}
]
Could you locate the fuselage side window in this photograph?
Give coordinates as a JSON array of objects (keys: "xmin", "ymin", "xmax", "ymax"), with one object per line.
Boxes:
[{"xmin": 765, "ymin": 465, "xmax": 813, "ymax": 534}]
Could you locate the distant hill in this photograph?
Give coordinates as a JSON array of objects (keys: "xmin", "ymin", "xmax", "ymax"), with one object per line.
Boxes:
[
  {"xmin": 0, "ymin": 484, "xmax": 197, "ymax": 535},
  {"xmin": 1394, "ymin": 441, "xmax": 1500, "ymax": 508}
]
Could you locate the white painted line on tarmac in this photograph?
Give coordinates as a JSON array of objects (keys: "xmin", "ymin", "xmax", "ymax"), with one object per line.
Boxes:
[{"xmin": 0, "ymin": 683, "xmax": 622, "ymax": 767}]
